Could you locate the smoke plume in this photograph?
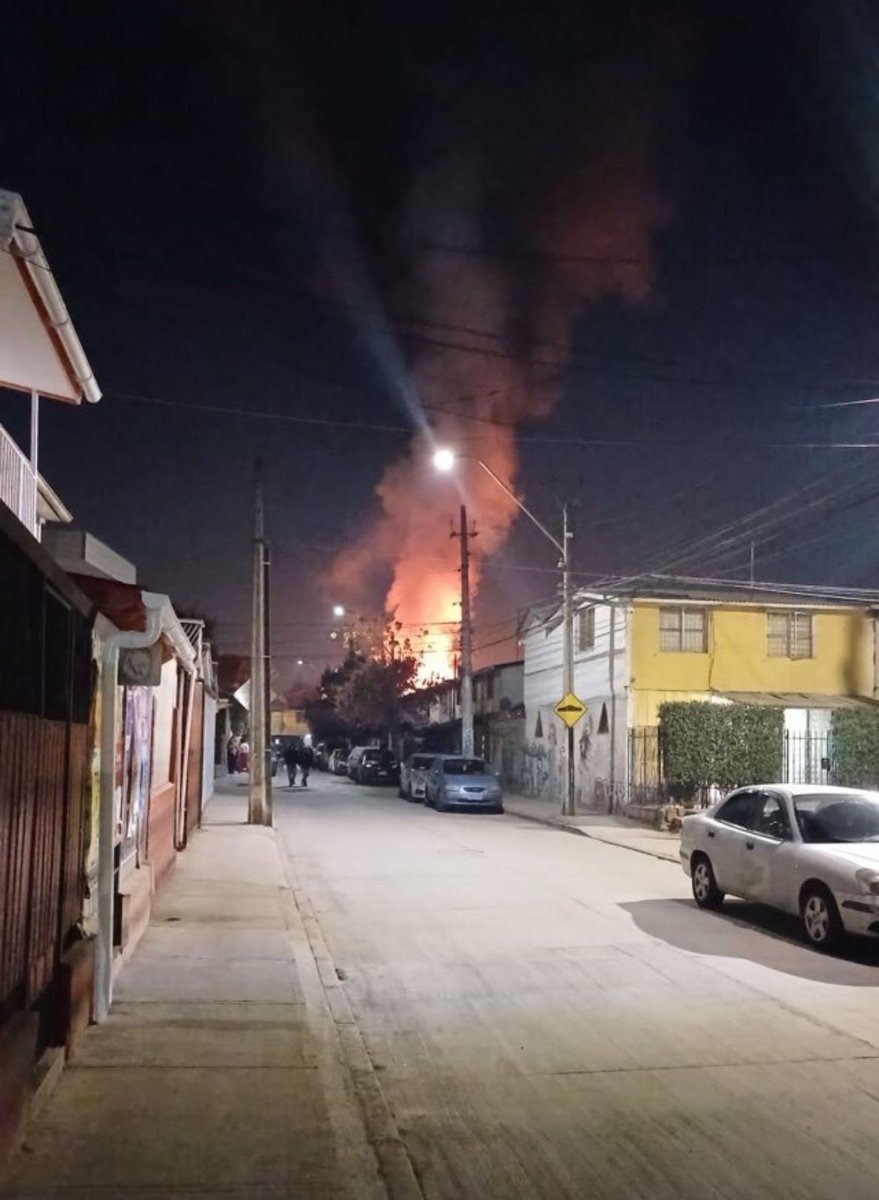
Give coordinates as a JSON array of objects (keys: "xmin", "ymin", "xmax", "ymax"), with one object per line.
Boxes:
[{"xmin": 327, "ymin": 6, "xmax": 694, "ymax": 677}]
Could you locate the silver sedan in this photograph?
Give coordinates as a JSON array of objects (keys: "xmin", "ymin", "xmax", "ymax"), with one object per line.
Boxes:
[
  {"xmin": 425, "ymin": 756, "xmax": 504, "ymax": 813},
  {"xmin": 681, "ymin": 784, "xmax": 879, "ymax": 950}
]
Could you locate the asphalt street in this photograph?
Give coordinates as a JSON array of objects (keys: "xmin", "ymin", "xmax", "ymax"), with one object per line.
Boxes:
[{"xmin": 276, "ymin": 770, "xmax": 879, "ymax": 1200}]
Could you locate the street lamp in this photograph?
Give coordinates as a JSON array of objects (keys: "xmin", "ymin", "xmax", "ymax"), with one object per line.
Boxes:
[
  {"xmin": 332, "ymin": 604, "xmax": 345, "ymax": 618},
  {"xmin": 434, "ymin": 447, "xmax": 575, "ymax": 816}
]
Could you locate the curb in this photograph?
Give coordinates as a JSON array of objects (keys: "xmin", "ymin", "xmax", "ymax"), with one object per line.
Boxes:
[{"xmin": 504, "ymin": 804, "xmax": 680, "ymax": 864}]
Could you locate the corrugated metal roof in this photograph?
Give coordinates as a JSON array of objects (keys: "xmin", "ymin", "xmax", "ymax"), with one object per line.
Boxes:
[{"xmin": 718, "ymin": 691, "xmax": 879, "ymax": 710}]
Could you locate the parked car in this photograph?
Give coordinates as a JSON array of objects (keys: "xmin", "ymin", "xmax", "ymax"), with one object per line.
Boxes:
[
  {"xmin": 682, "ymin": 784, "xmax": 879, "ymax": 950},
  {"xmin": 329, "ymin": 748, "xmax": 350, "ymax": 775},
  {"xmin": 425, "ymin": 756, "xmax": 503, "ymax": 813},
  {"xmin": 399, "ymin": 752, "xmax": 437, "ymax": 801},
  {"xmin": 357, "ymin": 748, "xmax": 399, "ymax": 785},
  {"xmin": 346, "ymin": 746, "xmax": 368, "ymax": 778}
]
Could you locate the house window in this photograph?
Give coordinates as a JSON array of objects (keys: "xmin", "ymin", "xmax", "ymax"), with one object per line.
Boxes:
[
  {"xmin": 578, "ymin": 606, "xmax": 595, "ymax": 652},
  {"xmin": 486, "ymin": 673, "xmax": 495, "ymax": 700},
  {"xmin": 767, "ymin": 611, "xmax": 813, "ymax": 659},
  {"xmin": 659, "ymin": 607, "xmax": 707, "ymax": 653}
]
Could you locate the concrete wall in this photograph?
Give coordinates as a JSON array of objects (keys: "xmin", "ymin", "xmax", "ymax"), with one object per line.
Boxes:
[
  {"xmin": 151, "ymin": 658, "xmax": 178, "ymax": 788},
  {"xmin": 202, "ymin": 693, "xmax": 217, "ymax": 804}
]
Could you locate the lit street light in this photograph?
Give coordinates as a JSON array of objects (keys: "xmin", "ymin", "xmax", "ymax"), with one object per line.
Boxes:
[
  {"xmin": 333, "ymin": 604, "xmax": 345, "ymax": 618},
  {"xmin": 434, "ymin": 446, "xmax": 575, "ymax": 816}
]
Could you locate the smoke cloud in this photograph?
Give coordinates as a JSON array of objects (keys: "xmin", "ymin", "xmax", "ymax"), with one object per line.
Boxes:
[{"xmin": 326, "ymin": 5, "xmax": 694, "ymax": 676}]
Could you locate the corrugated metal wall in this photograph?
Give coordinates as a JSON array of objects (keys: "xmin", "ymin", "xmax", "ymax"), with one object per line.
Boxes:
[
  {"xmin": 0, "ymin": 714, "xmax": 88, "ymax": 1030},
  {"xmin": 0, "ymin": 518, "xmax": 92, "ymax": 1047}
]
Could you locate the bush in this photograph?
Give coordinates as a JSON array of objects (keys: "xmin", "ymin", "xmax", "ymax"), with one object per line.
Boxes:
[
  {"xmin": 831, "ymin": 708, "xmax": 879, "ymax": 788},
  {"xmin": 659, "ymin": 702, "xmax": 783, "ymax": 801}
]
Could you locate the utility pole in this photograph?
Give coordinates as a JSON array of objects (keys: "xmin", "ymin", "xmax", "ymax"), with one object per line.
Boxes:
[
  {"xmin": 452, "ymin": 505, "xmax": 476, "ymax": 757},
  {"xmin": 749, "ymin": 540, "xmax": 755, "ymax": 586},
  {"xmin": 561, "ymin": 503, "xmax": 575, "ymax": 816},
  {"xmin": 262, "ymin": 529, "xmax": 273, "ymax": 825},
  {"xmin": 249, "ymin": 463, "xmax": 271, "ymax": 826}
]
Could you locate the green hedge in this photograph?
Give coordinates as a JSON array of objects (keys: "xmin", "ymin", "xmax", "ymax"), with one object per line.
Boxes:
[
  {"xmin": 658, "ymin": 702, "xmax": 784, "ymax": 800},
  {"xmin": 831, "ymin": 708, "xmax": 879, "ymax": 787}
]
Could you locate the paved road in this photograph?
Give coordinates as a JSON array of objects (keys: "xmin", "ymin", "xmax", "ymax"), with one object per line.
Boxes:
[{"xmin": 276, "ymin": 770, "xmax": 879, "ymax": 1200}]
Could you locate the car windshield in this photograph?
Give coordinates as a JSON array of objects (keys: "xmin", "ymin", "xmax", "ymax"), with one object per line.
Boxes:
[
  {"xmin": 794, "ymin": 791, "xmax": 879, "ymax": 843},
  {"xmin": 411, "ymin": 755, "xmax": 434, "ymax": 769},
  {"xmin": 443, "ymin": 758, "xmax": 490, "ymax": 775}
]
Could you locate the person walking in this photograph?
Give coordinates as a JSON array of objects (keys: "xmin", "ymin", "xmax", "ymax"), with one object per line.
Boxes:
[
  {"xmin": 227, "ymin": 735, "xmax": 239, "ymax": 775},
  {"xmin": 237, "ymin": 738, "xmax": 250, "ymax": 773},
  {"xmin": 283, "ymin": 743, "xmax": 298, "ymax": 788},
  {"xmin": 299, "ymin": 744, "xmax": 314, "ymax": 787}
]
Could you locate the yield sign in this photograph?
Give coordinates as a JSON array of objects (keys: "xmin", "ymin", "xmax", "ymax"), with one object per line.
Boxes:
[{"xmin": 554, "ymin": 692, "xmax": 587, "ymax": 728}]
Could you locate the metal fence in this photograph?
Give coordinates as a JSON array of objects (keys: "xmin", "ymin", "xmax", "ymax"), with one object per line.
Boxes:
[
  {"xmin": 783, "ymin": 730, "xmax": 833, "ymax": 785},
  {"xmin": 624, "ymin": 725, "xmax": 841, "ymax": 810}
]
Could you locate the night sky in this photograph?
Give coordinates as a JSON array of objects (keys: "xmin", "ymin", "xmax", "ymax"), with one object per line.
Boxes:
[{"xmin": 4, "ymin": 2, "xmax": 879, "ymax": 682}]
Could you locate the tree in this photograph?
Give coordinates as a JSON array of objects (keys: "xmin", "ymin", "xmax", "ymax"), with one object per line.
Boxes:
[
  {"xmin": 336, "ymin": 655, "xmax": 420, "ymax": 736},
  {"xmin": 303, "ymin": 621, "xmax": 435, "ymax": 743}
]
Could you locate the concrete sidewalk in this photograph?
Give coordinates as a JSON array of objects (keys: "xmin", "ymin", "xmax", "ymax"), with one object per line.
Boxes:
[
  {"xmin": 503, "ymin": 792, "xmax": 682, "ymax": 863},
  {"xmin": 1, "ymin": 782, "xmax": 391, "ymax": 1200}
]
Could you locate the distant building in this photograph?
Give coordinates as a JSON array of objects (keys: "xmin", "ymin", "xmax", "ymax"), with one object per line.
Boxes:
[{"xmin": 401, "ymin": 660, "xmax": 524, "ymax": 785}]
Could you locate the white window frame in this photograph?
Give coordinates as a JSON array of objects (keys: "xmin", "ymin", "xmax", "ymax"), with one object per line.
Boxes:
[
  {"xmin": 577, "ymin": 606, "xmax": 596, "ymax": 653},
  {"xmin": 767, "ymin": 610, "xmax": 813, "ymax": 660},
  {"xmin": 659, "ymin": 606, "xmax": 708, "ymax": 653}
]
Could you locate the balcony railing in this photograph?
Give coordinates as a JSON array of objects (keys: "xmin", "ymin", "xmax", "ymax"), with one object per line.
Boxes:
[{"xmin": 0, "ymin": 423, "xmax": 37, "ymax": 537}]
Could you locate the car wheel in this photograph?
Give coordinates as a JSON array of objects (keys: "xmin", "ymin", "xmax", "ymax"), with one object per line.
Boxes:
[
  {"xmin": 800, "ymin": 884, "xmax": 842, "ymax": 951},
  {"xmin": 691, "ymin": 854, "xmax": 724, "ymax": 910}
]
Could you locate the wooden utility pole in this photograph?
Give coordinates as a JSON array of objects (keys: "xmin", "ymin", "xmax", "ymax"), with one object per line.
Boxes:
[
  {"xmin": 452, "ymin": 505, "xmax": 476, "ymax": 757},
  {"xmin": 249, "ymin": 463, "xmax": 272, "ymax": 825}
]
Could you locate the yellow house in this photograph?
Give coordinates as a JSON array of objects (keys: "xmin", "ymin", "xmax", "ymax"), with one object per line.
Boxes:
[
  {"xmin": 630, "ymin": 593, "xmax": 874, "ymax": 727},
  {"xmin": 270, "ymin": 707, "xmax": 309, "ymax": 738},
  {"xmin": 522, "ymin": 579, "xmax": 879, "ymax": 807}
]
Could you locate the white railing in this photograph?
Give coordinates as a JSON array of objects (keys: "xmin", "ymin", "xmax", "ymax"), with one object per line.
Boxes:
[{"xmin": 0, "ymin": 423, "xmax": 37, "ymax": 537}]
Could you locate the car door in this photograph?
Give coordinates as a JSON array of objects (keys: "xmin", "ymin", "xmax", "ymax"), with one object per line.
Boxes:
[
  {"xmin": 738, "ymin": 790, "xmax": 796, "ymax": 905},
  {"xmin": 708, "ymin": 790, "xmax": 763, "ymax": 895}
]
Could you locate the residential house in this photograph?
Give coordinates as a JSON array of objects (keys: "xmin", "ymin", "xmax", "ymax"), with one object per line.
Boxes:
[
  {"xmin": 522, "ymin": 577, "xmax": 879, "ymax": 809},
  {"xmin": 0, "ymin": 189, "xmax": 101, "ymax": 1164},
  {"xmin": 0, "ymin": 188, "xmax": 100, "ymax": 541}
]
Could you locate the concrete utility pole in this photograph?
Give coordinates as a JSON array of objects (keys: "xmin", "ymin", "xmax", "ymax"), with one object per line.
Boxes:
[
  {"xmin": 262, "ymin": 529, "xmax": 273, "ymax": 824},
  {"xmin": 453, "ymin": 505, "xmax": 476, "ymax": 757},
  {"xmin": 432, "ymin": 448, "xmax": 574, "ymax": 815},
  {"xmin": 249, "ymin": 463, "xmax": 272, "ymax": 826},
  {"xmin": 561, "ymin": 503, "xmax": 575, "ymax": 817}
]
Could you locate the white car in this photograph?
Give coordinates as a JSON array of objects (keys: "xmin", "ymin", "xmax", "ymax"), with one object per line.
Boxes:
[{"xmin": 680, "ymin": 784, "xmax": 879, "ymax": 950}]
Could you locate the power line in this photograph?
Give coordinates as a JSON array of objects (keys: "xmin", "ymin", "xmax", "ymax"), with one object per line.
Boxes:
[{"xmin": 107, "ymin": 388, "xmax": 879, "ymax": 452}]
